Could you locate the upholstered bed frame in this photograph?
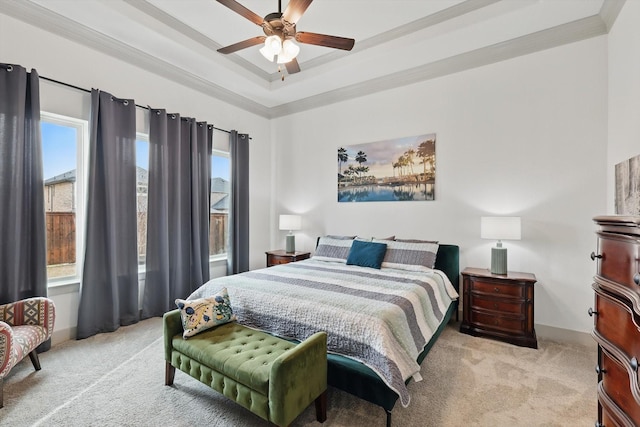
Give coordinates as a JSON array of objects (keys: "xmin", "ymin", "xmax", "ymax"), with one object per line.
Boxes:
[{"xmin": 318, "ymin": 242, "xmax": 460, "ymax": 427}]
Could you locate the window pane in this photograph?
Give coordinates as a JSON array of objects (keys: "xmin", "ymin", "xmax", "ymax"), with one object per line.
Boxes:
[
  {"xmin": 42, "ymin": 121, "xmax": 78, "ymax": 279},
  {"xmin": 210, "ymin": 153, "xmax": 230, "ymax": 256},
  {"xmin": 136, "ymin": 138, "xmax": 149, "ymax": 266}
]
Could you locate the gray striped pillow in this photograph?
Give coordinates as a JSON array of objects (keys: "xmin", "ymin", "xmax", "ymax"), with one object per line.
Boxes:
[
  {"xmin": 313, "ymin": 236, "xmax": 354, "ymax": 263},
  {"xmin": 373, "ymin": 239, "xmax": 439, "ymax": 271}
]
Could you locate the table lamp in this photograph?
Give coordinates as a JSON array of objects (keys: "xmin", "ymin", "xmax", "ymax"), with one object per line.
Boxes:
[
  {"xmin": 279, "ymin": 214, "xmax": 301, "ymax": 253},
  {"xmin": 481, "ymin": 216, "xmax": 521, "ymax": 275}
]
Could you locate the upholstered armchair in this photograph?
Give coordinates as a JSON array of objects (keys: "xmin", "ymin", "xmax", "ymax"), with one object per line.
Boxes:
[{"xmin": 0, "ymin": 297, "xmax": 55, "ymax": 408}]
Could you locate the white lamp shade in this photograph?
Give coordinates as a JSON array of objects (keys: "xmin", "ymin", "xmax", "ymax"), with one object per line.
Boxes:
[
  {"xmin": 481, "ymin": 217, "xmax": 521, "ymax": 240},
  {"xmin": 279, "ymin": 214, "xmax": 301, "ymax": 231},
  {"xmin": 277, "ymin": 39, "xmax": 300, "ymax": 63}
]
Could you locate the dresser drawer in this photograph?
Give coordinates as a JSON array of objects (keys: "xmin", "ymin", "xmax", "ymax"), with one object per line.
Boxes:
[
  {"xmin": 470, "ymin": 295, "xmax": 523, "ymax": 315},
  {"xmin": 470, "ymin": 279, "xmax": 524, "ymax": 299},
  {"xmin": 600, "ymin": 381, "xmax": 637, "ymax": 427},
  {"xmin": 468, "ymin": 311, "xmax": 524, "ymax": 335},
  {"xmin": 597, "ymin": 233, "xmax": 640, "ymax": 295},
  {"xmin": 600, "ymin": 349, "xmax": 640, "ymax": 424},
  {"xmin": 594, "ymin": 288, "xmax": 640, "ymax": 374}
]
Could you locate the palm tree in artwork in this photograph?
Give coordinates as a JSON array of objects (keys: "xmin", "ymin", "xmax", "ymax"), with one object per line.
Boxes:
[
  {"xmin": 338, "ymin": 147, "xmax": 348, "ymax": 175},
  {"xmin": 405, "ymin": 148, "xmax": 416, "ymax": 176},
  {"xmin": 355, "ymin": 151, "xmax": 367, "ymax": 183},
  {"xmin": 417, "ymin": 139, "xmax": 435, "ymax": 178}
]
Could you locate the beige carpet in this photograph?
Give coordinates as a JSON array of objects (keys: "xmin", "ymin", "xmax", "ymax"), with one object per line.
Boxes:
[{"xmin": 2, "ymin": 318, "xmax": 597, "ymax": 426}]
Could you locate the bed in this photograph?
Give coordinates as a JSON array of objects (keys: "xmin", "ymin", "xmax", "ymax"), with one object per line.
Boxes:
[{"xmin": 188, "ymin": 237, "xmax": 459, "ymax": 427}]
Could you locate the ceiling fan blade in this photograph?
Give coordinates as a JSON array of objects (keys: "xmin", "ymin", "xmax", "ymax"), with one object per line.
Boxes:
[
  {"xmin": 282, "ymin": 0, "xmax": 313, "ymax": 26},
  {"xmin": 284, "ymin": 58, "xmax": 301, "ymax": 74},
  {"xmin": 216, "ymin": 0, "xmax": 264, "ymax": 26},
  {"xmin": 217, "ymin": 36, "xmax": 266, "ymax": 54},
  {"xmin": 295, "ymin": 32, "xmax": 355, "ymax": 51}
]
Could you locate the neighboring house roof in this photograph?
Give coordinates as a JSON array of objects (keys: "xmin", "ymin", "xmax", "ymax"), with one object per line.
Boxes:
[
  {"xmin": 45, "ymin": 170, "xmax": 76, "ymax": 185},
  {"xmin": 211, "ymin": 177, "xmax": 229, "ymax": 193},
  {"xmin": 45, "ymin": 167, "xmax": 149, "ymax": 186},
  {"xmin": 210, "ymin": 177, "xmax": 230, "ymax": 212},
  {"xmin": 137, "ymin": 166, "xmax": 148, "ymax": 184}
]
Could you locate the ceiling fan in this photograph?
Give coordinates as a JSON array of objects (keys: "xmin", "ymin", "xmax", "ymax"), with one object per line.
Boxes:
[{"xmin": 216, "ymin": 0, "xmax": 355, "ymax": 76}]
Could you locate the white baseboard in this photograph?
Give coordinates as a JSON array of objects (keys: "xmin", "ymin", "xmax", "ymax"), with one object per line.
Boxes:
[
  {"xmin": 535, "ymin": 324, "xmax": 595, "ymax": 347},
  {"xmin": 52, "ymin": 327, "xmax": 76, "ymax": 346}
]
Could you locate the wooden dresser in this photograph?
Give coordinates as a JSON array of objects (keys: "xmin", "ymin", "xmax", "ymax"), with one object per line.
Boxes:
[
  {"xmin": 460, "ymin": 267, "xmax": 537, "ymax": 349},
  {"xmin": 591, "ymin": 216, "xmax": 640, "ymax": 426}
]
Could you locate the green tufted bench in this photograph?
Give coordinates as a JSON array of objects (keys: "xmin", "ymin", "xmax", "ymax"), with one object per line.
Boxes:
[{"xmin": 163, "ymin": 309, "xmax": 327, "ymax": 426}]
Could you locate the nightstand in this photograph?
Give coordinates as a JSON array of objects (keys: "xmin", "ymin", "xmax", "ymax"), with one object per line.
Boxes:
[
  {"xmin": 459, "ymin": 267, "xmax": 537, "ymax": 349},
  {"xmin": 265, "ymin": 250, "xmax": 311, "ymax": 267}
]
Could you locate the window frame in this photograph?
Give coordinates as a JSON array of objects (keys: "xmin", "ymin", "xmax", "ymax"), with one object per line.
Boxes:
[
  {"xmin": 210, "ymin": 148, "xmax": 230, "ymax": 262},
  {"xmin": 41, "ymin": 111, "xmax": 89, "ymax": 288}
]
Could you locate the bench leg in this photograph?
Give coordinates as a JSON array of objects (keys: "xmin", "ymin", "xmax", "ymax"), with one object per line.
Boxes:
[
  {"xmin": 315, "ymin": 391, "xmax": 327, "ymax": 423},
  {"xmin": 165, "ymin": 362, "xmax": 175, "ymax": 386},
  {"xmin": 29, "ymin": 350, "xmax": 42, "ymax": 371}
]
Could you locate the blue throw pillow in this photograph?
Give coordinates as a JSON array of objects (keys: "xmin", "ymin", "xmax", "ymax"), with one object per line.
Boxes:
[{"xmin": 346, "ymin": 239, "xmax": 388, "ymax": 269}]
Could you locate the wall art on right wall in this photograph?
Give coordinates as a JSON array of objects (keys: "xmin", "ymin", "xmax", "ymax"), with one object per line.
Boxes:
[{"xmin": 615, "ymin": 153, "xmax": 640, "ymax": 215}]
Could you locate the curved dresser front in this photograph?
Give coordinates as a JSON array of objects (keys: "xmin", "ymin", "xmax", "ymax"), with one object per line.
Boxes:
[{"xmin": 592, "ymin": 216, "xmax": 640, "ymax": 427}]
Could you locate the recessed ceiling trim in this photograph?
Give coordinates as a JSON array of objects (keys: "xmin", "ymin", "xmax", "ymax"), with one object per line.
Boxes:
[
  {"xmin": 266, "ymin": 0, "xmax": 503, "ymax": 82},
  {"xmin": 1, "ymin": 0, "xmax": 271, "ymax": 118},
  {"xmin": 269, "ymin": 15, "xmax": 608, "ymax": 118},
  {"xmin": 599, "ymin": 0, "xmax": 626, "ymax": 32},
  {"xmin": 123, "ymin": 0, "xmax": 272, "ymax": 82}
]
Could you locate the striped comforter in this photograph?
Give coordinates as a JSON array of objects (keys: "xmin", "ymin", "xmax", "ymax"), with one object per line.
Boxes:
[{"xmin": 188, "ymin": 258, "xmax": 458, "ymax": 407}]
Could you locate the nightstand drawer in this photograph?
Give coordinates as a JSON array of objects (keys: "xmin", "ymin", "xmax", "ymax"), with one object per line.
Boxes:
[
  {"xmin": 470, "ymin": 296, "xmax": 523, "ymax": 315},
  {"xmin": 471, "ymin": 280, "xmax": 523, "ymax": 299},
  {"xmin": 469, "ymin": 311, "xmax": 524, "ymax": 334},
  {"xmin": 269, "ymin": 256, "xmax": 291, "ymax": 266},
  {"xmin": 265, "ymin": 250, "xmax": 311, "ymax": 267}
]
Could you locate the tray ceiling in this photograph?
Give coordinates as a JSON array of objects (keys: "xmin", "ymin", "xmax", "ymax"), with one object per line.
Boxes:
[{"xmin": 1, "ymin": 0, "xmax": 622, "ymax": 118}]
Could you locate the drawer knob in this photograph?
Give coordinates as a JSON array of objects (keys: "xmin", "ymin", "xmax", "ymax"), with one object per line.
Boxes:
[
  {"xmin": 632, "ymin": 357, "xmax": 638, "ymax": 372},
  {"xmin": 494, "ymin": 287, "xmax": 500, "ymax": 293},
  {"xmin": 634, "ymin": 274, "xmax": 640, "ymax": 285},
  {"xmin": 590, "ymin": 252, "xmax": 603, "ymax": 261},
  {"xmin": 588, "ymin": 307, "xmax": 598, "ymax": 317},
  {"xmin": 595, "ymin": 365, "xmax": 606, "ymax": 375}
]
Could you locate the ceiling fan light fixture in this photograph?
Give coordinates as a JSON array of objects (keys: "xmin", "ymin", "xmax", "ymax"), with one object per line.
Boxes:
[
  {"xmin": 282, "ymin": 39, "xmax": 300, "ymax": 58},
  {"xmin": 262, "ymin": 35, "xmax": 282, "ymax": 59},
  {"xmin": 259, "ymin": 45, "xmax": 275, "ymax": 62}
]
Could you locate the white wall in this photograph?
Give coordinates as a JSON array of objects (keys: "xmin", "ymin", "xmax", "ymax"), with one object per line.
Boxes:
[
  {"xmin": 1, "ymin": 14, "xmax": 272, "ymax": 342},
  {"xmin": 607, "ymin": 0, "xmax": 640, "ymax": 209},
  {"xmin": 273, "ymin": 36, "xmax": 608, "ymax": 334}
]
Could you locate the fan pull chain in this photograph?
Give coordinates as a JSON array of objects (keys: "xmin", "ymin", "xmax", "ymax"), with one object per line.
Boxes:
[{"xmin": 278, "ymin": 65, "xmax": 285, "ymax": 81}]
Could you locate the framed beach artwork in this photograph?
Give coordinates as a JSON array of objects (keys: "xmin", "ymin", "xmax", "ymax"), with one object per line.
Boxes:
[
  {"xmin": 338, "ymin": 133, "xmax": 436, "ymax": 202},
  {"xmin": 615, "ymin": 153, "xmax": 640, "ymax": 215}
]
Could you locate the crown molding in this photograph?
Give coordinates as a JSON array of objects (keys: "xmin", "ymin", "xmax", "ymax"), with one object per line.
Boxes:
[
  {"xmin": 599, "ymin": 0, "xmax": 626, "ymax": 32},
  {"xmin": 123, "ymin": 0, "xmax": 272, "ymax": 82},
  {"xmin": 269, "ymin": 15, "xmax": 608, "ymax": 118},
  {"xmin": 1, "ymin": 0, "xmax": 271, "ymax": 118}
]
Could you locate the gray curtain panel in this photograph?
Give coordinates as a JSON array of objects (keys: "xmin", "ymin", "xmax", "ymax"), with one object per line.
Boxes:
[
  {"xmin": 227, "ymin": 130, "xmax": 250, "ymax": 275},
  {"xmin": 77, "ymin": 89, "xmax": 139, "ymax": 340},
  {"xmin": 0, "ymin": 63, "xmax": 47, "ymax": 304},
  {"xmin": 142, "ymin": 111, "xmax": 212, "ymax": 318}
]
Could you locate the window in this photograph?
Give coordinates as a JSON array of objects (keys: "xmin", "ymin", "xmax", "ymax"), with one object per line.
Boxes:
[
  {"xmin": 210, "ymin": 151, "xmax": 230, "ymax": 257},
  {"xmin": 136, "ymin": 135, "xmax": 149, "ymax": 266},
  {"xmin": 41, "ymin": 113, "xmax": 87, "ymax": 282}
]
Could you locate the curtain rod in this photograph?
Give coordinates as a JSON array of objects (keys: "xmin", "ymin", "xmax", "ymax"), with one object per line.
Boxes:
[{"xmin": 39, "ymin": 75, "xmax": 235, "ymax": 135}]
